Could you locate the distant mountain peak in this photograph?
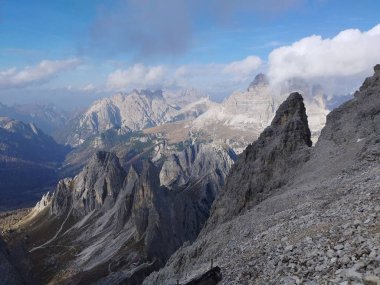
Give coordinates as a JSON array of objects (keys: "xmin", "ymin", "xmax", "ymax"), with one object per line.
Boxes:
[
  {"xmin": 248, "ymin": 73, "xmax": 269, "ymax": 90},
  {"xmin": 61, "ymin": 88, "xmax": 213, "ymax": 146}
]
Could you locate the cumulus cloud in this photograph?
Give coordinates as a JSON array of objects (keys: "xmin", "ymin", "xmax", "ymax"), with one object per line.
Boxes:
[
  {"xmin": 90, "ymin": 0, "xmax": 304, "ymax": 57},
  {"xmin": 106, "ymin": 56, "xmax": 262, "ymax": 98},
  {"xmin": 82, "ymin": 83, "xmax": 96, "ymax": 92},
  {"xmin": 268, "ymin": 24, "xmax": 380, "ymax": 83},
  {"xmin": 0, "ymin": 58, "xmax": 80, "ymax": 89},
  {"xmin": 223, "ymin": 56, "xmax": 262, "ymax": 78},
  {"xmin": 106, "ymin": 64, "xmax": 167, "ymax": 90}
]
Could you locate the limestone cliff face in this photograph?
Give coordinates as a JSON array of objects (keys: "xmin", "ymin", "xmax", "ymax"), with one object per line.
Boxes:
[
  {"xmin": 159, "ymin": 143, "xmax": 236, "ymax": 190},
  {"xmin": 208, "ymin": 92, "xmax": 312, "ymax": 226},
  {"xmin": 62, "ymin": 89, "xmax": 212, "ymax": 147},
  {"xmin": 193, "ymin": 74, "xmax": 275, "ymax": 133},
  {"xmin": 50, "ymin": 151, "xmax": 126, "ymax": 216}
]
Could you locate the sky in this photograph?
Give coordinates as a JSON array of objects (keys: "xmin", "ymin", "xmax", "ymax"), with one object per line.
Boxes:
[{"xmin": 0, "ymin": 0, "xmax": 380, "ymax": 109}]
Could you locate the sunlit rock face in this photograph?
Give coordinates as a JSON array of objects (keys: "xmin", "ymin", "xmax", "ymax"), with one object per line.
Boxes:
[
  {"xmin": 193, "ymin": 74, "xmax": 275, "ymax": 132},
  {"xmin": 63, "ymin": 89, "xmax": 212, "ymax": 147}
]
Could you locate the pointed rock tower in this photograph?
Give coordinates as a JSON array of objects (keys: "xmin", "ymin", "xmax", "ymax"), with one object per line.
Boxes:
[{"xmin": 208, "ymin": 92, "xmax": 312, "ymax": 226}]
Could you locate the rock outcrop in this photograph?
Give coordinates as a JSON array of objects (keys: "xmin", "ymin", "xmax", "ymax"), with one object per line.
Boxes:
[
  {"xmin": 144, "ymin": 65, "xmax": 380, "ymax": 285},
  {"xmin": 159, "ymin": 143, "xmax": 236, "ymax": 190},
  {"xmin": 22, "ymin": 142, "xmax": 236, "ymax": 284},
  {"xmin": 208, "ymin": 92, "xmax": 312, "ymax": 226}
]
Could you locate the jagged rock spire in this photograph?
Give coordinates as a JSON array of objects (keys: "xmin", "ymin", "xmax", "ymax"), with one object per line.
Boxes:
[{"xmin": 206, "ymin": 92, "xmax": 312, "ymax": 226}]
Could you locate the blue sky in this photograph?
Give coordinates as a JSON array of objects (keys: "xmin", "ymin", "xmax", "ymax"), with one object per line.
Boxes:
[{"xmin": 0, "ymin": 0, "xmax": 380, "ymax": 108}]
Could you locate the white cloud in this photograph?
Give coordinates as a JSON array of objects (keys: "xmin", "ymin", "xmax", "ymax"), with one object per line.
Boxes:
[
  {"xmin": 106, "ymin": 56, "xmax": 262, "ymax": 96},
  {"xmin": 223, "ymin": 56, "xmax": 262, "ymax": 78},
  {"xmin": 82, "ymin": 83, "xmax": 96, "ymax": 92},
  {"xmin": 268, "ymin": 23, "xmax": 380, "ymax": 83},
  {"xmin": 172, "ymin": 57, "xmax": 262, "ymax": 95},
  {"xmin": 0, "ymin": 58, "xmax": 80, "ymax": 89},
  {"xmin": 106, "ymin": 64, "xmax": 167, "ymax": 90}
]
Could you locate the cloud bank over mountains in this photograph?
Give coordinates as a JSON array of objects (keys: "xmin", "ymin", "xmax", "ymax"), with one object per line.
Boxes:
[
  {"xmin": 268, "ymin": 24, "xmax": 380, "ymax": 83},
  {"xmin": 107, "ymin": 64, "xmax": 167, "ymax": 90},
  {"xmin": 105, "ymin": 23, "xmax": 380, "ymax": 97},
  {"xmin": 106, "ymin": 55, "xmax": 263, "ymax": 92}
]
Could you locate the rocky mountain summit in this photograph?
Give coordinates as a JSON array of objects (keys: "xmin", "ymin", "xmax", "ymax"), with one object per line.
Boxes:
[
  {"xmin": 207, "ymin": 92, "xmax": 312, "ymax": 227},
  {"xmin": 15, "ymin": 141, "xmax": 236, "ymax": 284},
  {"xmin": 144, "ymin": 65, "xmax": 380, "ymax": 284},
  {"xmin": 192, "ymin": 74, "xmax": 275, "ymax": 134},
  {"xmin": 191, "ymin": 74, "xmax": 329, "ymax": 153},
  {"xmin": 247, "ymin": 73, "xmax": 269, "ymax": 91},
  {"xmin": 61, "ymin": 89, "xmax": 213, "ymax": 147}
]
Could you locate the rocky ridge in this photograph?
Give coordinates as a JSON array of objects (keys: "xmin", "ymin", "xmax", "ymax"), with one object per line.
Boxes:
[
  {"xmin": 19, "ymin": 142, "xmax": 236, "ymax": 284},
  {"xmin": 207, "ymin": 92, "xmax": 312, "ymax": 227},
  {"xmin": 144, "ymin": 65, "xmax": 380, "ymax": 284},
  {"xmin": 62, "ymin": 89, "xmax": 213, "ymax": 147}
]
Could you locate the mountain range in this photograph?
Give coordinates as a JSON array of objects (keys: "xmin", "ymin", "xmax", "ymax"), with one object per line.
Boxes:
[
  {"xmin": 57, "ymin": 89, "xmax": 213, "ymax": 147},
  {"xmin": 54, "ymin": 74, "xmax": 331, "ymax": 178},
  {"xmin": 13, "ymin": 142, "xmax": 236, "ymax": 284},
  {"xmin": 0, "ymin": 73, "xmax": 347, "ymax": 212},
  {"xmin": 1, "ymin": 66, "xmax": 378, "ymax": 284},
  {"xmin": 145, "ymin": 65, "xmax": 380, "ymax": 285}
]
